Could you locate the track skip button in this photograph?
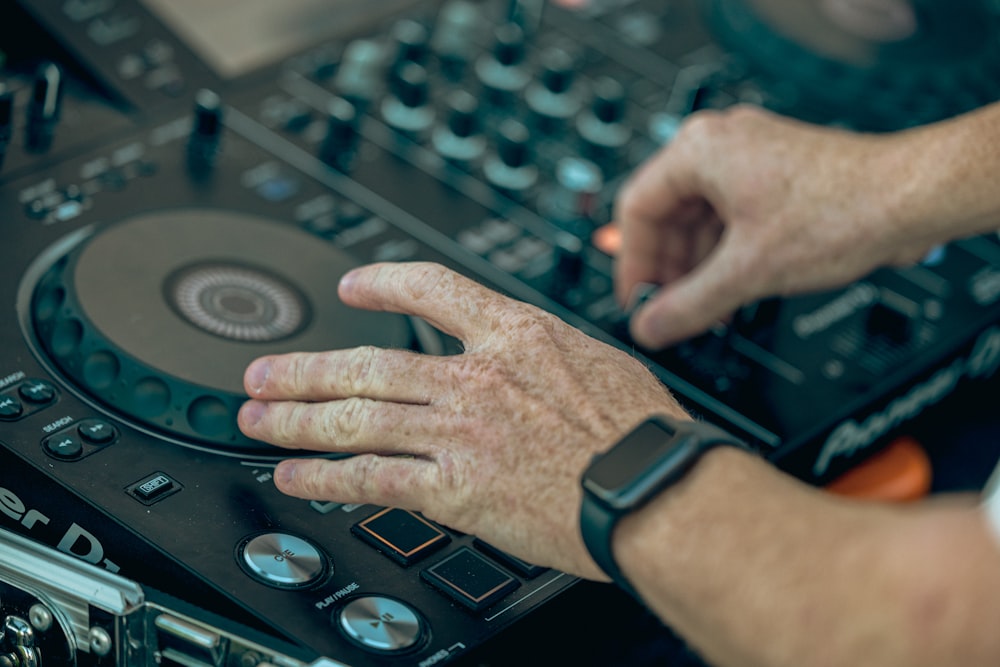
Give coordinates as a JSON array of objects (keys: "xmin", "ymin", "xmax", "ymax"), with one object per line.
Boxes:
[{"xmin": 44, "ymin": 433, "xmax": 83, "ymax": 460}]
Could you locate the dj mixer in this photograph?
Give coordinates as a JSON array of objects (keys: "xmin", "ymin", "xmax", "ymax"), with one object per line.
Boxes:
[{"xmin": 1, "ymin": 0, "xmax": 999, "ymax": 665}]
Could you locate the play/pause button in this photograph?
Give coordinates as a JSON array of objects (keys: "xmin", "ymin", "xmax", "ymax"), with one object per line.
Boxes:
[{"xmin": 337, "ymin": 596, "xmax": 425, "ymax": 652}]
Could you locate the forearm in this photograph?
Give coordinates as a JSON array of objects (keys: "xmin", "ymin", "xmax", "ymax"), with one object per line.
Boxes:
[
  {"xmin": 613, "ymin": 447, "xmax": 1000, "ymax": 667},
  {"xmin": 879, "ymin": 101, "xmax": 1000, "ymax": 256}
]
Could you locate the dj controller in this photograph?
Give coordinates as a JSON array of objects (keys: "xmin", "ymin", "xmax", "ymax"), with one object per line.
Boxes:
[{"xmin": 1, "ymin": 0, "xmax": 1000, "ymax": 666}]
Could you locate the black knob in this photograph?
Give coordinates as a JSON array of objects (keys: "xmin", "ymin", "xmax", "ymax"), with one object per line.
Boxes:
[
  {"xmin": 192, "ymin": 89, "xmax": 223, "ymax": 138},
  {"xmin": 0, "ymin": 83, "xmax": 13, "ymax": 167},
  {"xmin": 334, "ymin": 39, "xmax": 388, "ymax": 108},
  {"xmin": 483, "ymin": 119, "xmax": 538, "ymax": 196},
  {"xmin": 525, "ymin": 47, "xmax": 583, "ymax": 132},
  {"xmin": 732, "ymin": 297, "xmax": 781, "ymax": 341},
  {"xmin": 320, "ymin": 96, "xmax": 360, "ymax": 171},
  {"xmin": 0, "ymin": 83, "xmax": 14, "ymax": 141},
  {"xmin": 577, "ymin": 76, "xmax": 631, "ymax": 166},
  {"xmin": 540, "ymin": 48, "xmax": 575, "ymax": 94},
  {"xmin": 549, "ymin": 232, "xmax": 586, "ymax": 304},
  {"xmin": 431, "ymin": 0, "xmax": 485, "ymax": 78},
  {"xmin": 447, "ymin": 91, "xmax": 479, "ymax": 138},
  {"xmin": 591, "ymin": 77, "xmax": 627, "ymax": 124},
  {"xmin": 542, "ymin": 157, "xmax": 603, "ymax": 237},
  {"xmin": 394, "ymin": 61, "xmax": 430, "ymax": 108},
  {"xmin": 493, "ymin": 22, "xmax": 526, "ymax": 67},
  {"xmin": 669, "ymin": 65, "xmax": 722, "ymax": 116},
  {"xmin": 391, "ymin": 19, "xmax": 430, "ymax": 68},
  {"xmin": 381, "ymin": 62, "xmax": 434, "ymax": 139},
  {"xmin": 26, "ymin": 61, "xmax": 63, "ymax": 152},
  {"xmin": 685, "ymin": 82, "xmax": 714, "ymax": 114},
  {"xmin": 432, "ymin": 90, "xmax": 486, "ymax": 166},
  {"xmin": 476, "ymin": 23, "xmax": 531, "ymax": 104},
  {"xmin": 187, "ymin": 89, "xmax": 223, "ymax": 174},
  {"xmin": 497, "ymin": 119, "xmax": 531, "ymax": 168}
]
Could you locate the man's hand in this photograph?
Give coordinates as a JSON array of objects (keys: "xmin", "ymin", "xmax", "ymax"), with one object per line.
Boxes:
[
  {"xmin": 238, "ymin": 261, "xmax": 686, "ymax": 578},
  {"xmin": 614, "ymin": 104, "xmax": 935, "ymax": 349}
]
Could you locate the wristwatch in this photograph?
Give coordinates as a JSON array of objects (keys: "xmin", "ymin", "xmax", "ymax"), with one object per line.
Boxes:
[{"xmin": 580, "ymin": 415, "xmax": 750, "ymax": 602}]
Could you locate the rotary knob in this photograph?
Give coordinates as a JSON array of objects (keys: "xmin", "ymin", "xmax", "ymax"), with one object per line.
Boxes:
[
  {"xmin": 431, "ymin": 0, "xmax": 486, "ymax": 79},
  {"xmin": 390, "ymin": 19, "xmax": 430, "ymax": 69},
  {"xmin": 320, "ymin": 96, "xmax": 360, "ymax": 171},
  {"xmin": 334, "ymin": 39, "xmax": 388, "ymax": 109},
  {"xmin": 548, "ymin": 232, "xmax": 587, "ymax": 306},
  {"xmin": 538, "ymin": 156, "xmax": 604, "ymax": 239},
  {"xmin": 0, "ymin": 83, "xmax": 13, "ymax": 169},
  {"xmin": 525, "ymin": 46, "xmax": 584, "ymax": 133},
  {"xmin": 186, "ymin": 89, "xmax": 224, "ymax": 175},
  {"xmin": 483, "ymin": 119, "xmax": 538, "ymax": 198},
  {"xmin": 26, "ymin": 62, "xmax": 63, "ymax": 152},
  {"xmin": 475, "ymin": 22, "xmax": 531, "ymax": 105},
  {"xmin": 431, "ymin": 90, "xmax": 486, "ymax": 167},
  {"xmin": 576, "ymin": 76, "xmax": 631, "ymax": 169},
  {"xmin": 380, "ymin": 61, "xmax": 435, "ymax": 140}
]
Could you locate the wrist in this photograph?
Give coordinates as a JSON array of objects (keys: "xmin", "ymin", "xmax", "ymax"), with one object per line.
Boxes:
[
  {"xmin": 579, "ymin": 416, "xmax": 751, "ymax": 603},
  {"xmin": 612, "ymin": 446, "xmax": 761, "ymax": 604},
  {"xmin": 878, "ymin": 106, "xmax": 1000, "ymax": 255}
]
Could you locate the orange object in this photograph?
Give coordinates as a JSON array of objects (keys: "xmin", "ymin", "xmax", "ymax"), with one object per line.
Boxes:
[
  {"xmin": 824, "ymin": 436, "xmax": 933, "ymax": 502},
  {"xmin": 592, "ymin": 223, "xmax": 621, "ymax": 257}
]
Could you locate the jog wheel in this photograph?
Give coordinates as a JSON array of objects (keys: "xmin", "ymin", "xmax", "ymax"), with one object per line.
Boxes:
[
  {"xmin": 706, "ymin": 0, "xmax": 1000, "ymax": 129},
  {"xmin": 30, "ymin": 209, "xmax": 414, "ymax": 455}
]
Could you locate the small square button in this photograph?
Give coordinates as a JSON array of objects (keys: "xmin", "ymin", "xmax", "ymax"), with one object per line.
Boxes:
[
  {"xmin": 474, "ymin": 539, "xmax": 548, "ymax": 579},
  {"xmin": 126, "ymin": 472, "xmax": 182, "ymax": 505},
  {"xmin": 352, "ymin": 508, "xmax": 450, "ymax": 566},
  {"xmin": 421, "ymin": 547, "xmax": 520, "ymax": 612}
]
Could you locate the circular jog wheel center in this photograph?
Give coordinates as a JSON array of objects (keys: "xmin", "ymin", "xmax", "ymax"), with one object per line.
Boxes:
[{"xmin": 31, "ymin": 209, "xmax": 413, "ymax": 454}]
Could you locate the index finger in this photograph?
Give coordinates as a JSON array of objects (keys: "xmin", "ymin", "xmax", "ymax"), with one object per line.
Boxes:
[
  {"xmin": 337, "ymin": 261, "xmax": 517, "ymax": 344},
  {"xmin": 612, "ymin": 141, "xmax": 708, "ymax": 307}
]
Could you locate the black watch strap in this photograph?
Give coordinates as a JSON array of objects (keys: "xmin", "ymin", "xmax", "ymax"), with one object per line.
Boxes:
[{"xmin": 580, "ymin": 492, "xmax": 642, "ymax": 601}]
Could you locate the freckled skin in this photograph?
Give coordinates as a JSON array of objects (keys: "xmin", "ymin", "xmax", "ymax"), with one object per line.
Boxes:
[{"xmin": 238, "ymin": 261, "xmax": 684, "ymax": 579}]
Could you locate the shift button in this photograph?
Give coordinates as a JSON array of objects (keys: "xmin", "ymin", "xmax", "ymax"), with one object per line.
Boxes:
[
  {"xmin": 239, "ymin": 533, "xmax": 328, "ymax": 588},
  {"xmin": 134, "ymin": 473, "xmax": 173, "ymax": 500}
]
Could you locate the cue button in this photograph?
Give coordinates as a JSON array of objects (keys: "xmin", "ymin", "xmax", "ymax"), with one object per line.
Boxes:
[{"xmin": 238, "ymin": 532, "xmax": 328, "ymax": 588}]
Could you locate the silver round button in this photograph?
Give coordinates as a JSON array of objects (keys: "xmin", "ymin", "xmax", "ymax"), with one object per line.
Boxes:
[
  {"xmin": 239, "ymin": 533, "xmax": 327, "ymax": 588},
  {"xmin": 338, "ymin": 596, "xmax": 424, "ymax": 652}
]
